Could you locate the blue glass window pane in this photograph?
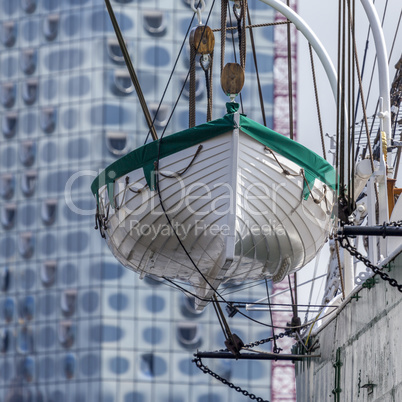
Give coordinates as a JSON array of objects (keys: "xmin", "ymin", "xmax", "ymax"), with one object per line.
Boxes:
[
  {"xmin": 142, "ymin": 327, "xmax": 162, "ymax": 345},
  {"xmin": 108, "ymin": 293, "xmax": 128, "ymax": 311},
  {"xmin": 90, "ymin": 325, "xmax": 123, "ymax": 342},
  {"xmin": 79, "ymin": 353, "xmax": 100, "ymax": 376},
  {"xmin": 38, "ymin": 326, "xmax": 56, "ymax": 348},
  {"xmin": 44, "ymin": 48, "xmax": 84, "ymax": 71},
  {"xmin": 144, "ymin": 46, "xmax": 170, "ymax": 67},
  {"xmin": 1, "ymin": 55, "xmax": 17, "ymax": 78},
  {"xmin": 63, "ymin": 354, "xmax": 75, "ymax": 379},
  {"xmin": 21, "ymin": 0, "xmax": 37, "ymax": 13},
  {"xmin": 67, "ymin": 138, "xmax": 89, "ymax": 159},
  {"xmin": 109, "ymin": 356, "xmax": 129, "ymax": 375},
  {"xmin": 145, "ymin": 295, "xmax": 165, "ymax": 313},
  {"xmin": 81, "ymin": 291, "xmax": 99, "ymax": 314},
  {"xmin": 67, "ymin": 75, "xmax": 90, "ymax": 97},
  {"xmin": 21, "ymin": 20, "xmax": 39, "ymax": 42}
]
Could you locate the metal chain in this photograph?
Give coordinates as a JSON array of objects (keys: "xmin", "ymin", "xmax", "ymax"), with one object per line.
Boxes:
[
  {"xmin": 191, "ymin": 329, "xmax": 293, "ymax": 401},
  {"xmin": 193, "ymin": 356, "xmax": 270, "ymax": 402},
  {"xmin": 242, "ymin": 329, "xmax": 293, "ymax": 349},
  {"xmin": 337, "ymin": 224, "xmax": 402, "ymax": 292}
]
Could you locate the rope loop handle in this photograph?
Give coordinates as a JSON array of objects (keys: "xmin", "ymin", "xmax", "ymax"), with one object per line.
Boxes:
[{"xmin": 191, "ymin": 0, "xmax": 205, "ymax": 25}]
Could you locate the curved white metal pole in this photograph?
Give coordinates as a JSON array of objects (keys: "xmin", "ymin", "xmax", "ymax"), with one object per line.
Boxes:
[
  {"xmin": 360, "ymin": 0, "xmax": 391, "ymax": 143},
  {"xmin": 257, "ymin": 0, "xmax": 338, "ymax": 104}
]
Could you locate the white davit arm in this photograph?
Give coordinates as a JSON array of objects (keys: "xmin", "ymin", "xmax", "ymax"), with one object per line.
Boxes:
[
  {"xmin": 361, "ymin": 0, "xmax": 391, "ymax": 144},
  {"xmin": 257, "ymin": 0, "xmax": 338, "ymax": 104}
]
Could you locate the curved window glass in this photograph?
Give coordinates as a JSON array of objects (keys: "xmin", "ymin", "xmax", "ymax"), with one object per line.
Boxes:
[
  {"xmin": 3, "ymin": 298, "xmax": 14, "ymax": 322},
  {"xmin": 112, "ymin": 70, "xmax": 134, "ymax": 95},
  {"xmin": 40, "ymin": 107, "xmax": 56, "ymax": 133},
  {"xmin": 60, "ymin": 290, "xmax": 77, "ymax": 317},
  {"xmin": 180, "ymin": 295, "xmax": 204, "ymax": 318},
  {"xmin": 1, "ymin": 267, "xmax": 11, "ymax": 292},
  {"xmin": 43, "ymin": 14, "xmax": 59, "ymax": 41},
  {"xmin": 18, "ymin": 232, "xmax": 34, "ymax": 259},
  {"xmin": 0, "ymin": 329, "xmax": 9, "ymax": 353},
  {"xmin": 41, "ymin": 260, "xmax": 56, "ymax": 287},
  {"xmin": 0, "ymin": 174, "xmax": 15, "ymax": 200},
  {"xmin": 181, "ymin": 75, "xmax": 204, "ymax": 99},
  {"xmin": 1, "ymin": 204, "xmax": 16, "ymax": 230},
  {"xmin": 2, "ymin": 112, "xmax": 18, "ymax": 138},
  {"xmin": 140, "ymin": 353, "xmax": 167, "ymax": 377},
  {"xmin": 21, "ymin": 171, "xmax": 37, "ymax": 197},
  {"xmin": 106, "ymin": 131, "xmax": 129, "ymax": 156},
  {"xmin": 1, "ymin": 83, "xmax": 16, "ymax": 108},
  {"xmin": 21, "ymin": 0, "xmax": 37, "ymax": 13},
  {"xmin": 58, "ymin": 321, "xmax": 74, "ymax": 348},
  {"xmin": 21, "ymin": 356, "xmax": 35, "ymax": 382},
  {"xmin": 18, "ymin": 295, "xmax": 35, "ymax": 321},
  {"xmin": 143, "ymin": 10, "xmax": 166, "ymax": 36},
  {"xmin": 41, "ymin": 199, "xmax": 57, "ymax": 226},
  {"xmin": 22, "ymin": 79, "xmax": 38, "ymax": 105},
  {"xmin": 64, "ymin": 353, "xmax": 75, "ymax": 379},
  {"xmin": 1, "ymin": 21, "xmax": 16, "ymax": 47},
  {"xmin": 17, "ymin": 326, "xmax": 34, "ymax": 354},
  {"xmin": 149, "ymin": 104, "xmax": 170, "ymax": 129},
  {"xmin": 106, "ymin": 38, "xmax": 125, "ymax": 63},
  {"xmin": 19, "ymin": 141, "xmax": 36, "ymax": 167},
  {"xmin": 177, "ymin": 323, "xmax": 202, "ymax": 349}
]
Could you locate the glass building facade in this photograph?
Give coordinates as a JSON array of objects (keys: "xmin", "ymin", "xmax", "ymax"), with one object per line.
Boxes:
[{"xmin": 0, "ymin": 0, "xmax": 275, "ymax": 401}]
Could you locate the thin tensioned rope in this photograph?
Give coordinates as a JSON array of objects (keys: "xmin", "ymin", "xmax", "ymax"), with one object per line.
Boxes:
[{"xmin": 308, "ymin": 43, "xmax": 326, "ymax": 160}]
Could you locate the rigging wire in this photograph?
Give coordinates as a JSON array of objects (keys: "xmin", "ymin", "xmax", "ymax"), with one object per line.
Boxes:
[
  {"xmin": 227, "ymin": 2, "xmax": 245, "ymax": 113},
  {"xmin": 286, "ymin": 0, "xmax": 294, "ymax": 140},
  {"xmin": 303, "ymin": 250, "xmax": 321, "ymax": 324},
  {"xmin": 308, "ymin": 43, "xmax": 326, "ymax": 160},
  {"xmin": 143, "ymin": 4, "xmax": 199, "ymax": 144},
  {"xmin": 265, "ymin": 279, "xmax": 278, "ymax": 352},
  {"xmin": 163, "ymin": 274, "xmax": 339, "ymax": 331},
  {"xmin": 246, "ymin": 5, "xmax": 267, "ymax": 127}
]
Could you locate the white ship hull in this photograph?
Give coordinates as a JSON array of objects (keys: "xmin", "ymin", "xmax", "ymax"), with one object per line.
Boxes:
[{"xmin": 95, "ymin": 121, "xmax": 335, "ymax": 308}]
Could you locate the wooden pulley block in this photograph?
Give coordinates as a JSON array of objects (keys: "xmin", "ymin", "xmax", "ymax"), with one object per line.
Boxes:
[
  {"xmin": 220, "ymin": 63, "xmax": 245, "ymax": 96},
  {"xmin": 189, "ymin": 25, "xmax": 215, "ymax": 54}
]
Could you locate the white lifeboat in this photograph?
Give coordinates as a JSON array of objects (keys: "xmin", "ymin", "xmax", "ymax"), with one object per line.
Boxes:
[{"xmin": 91, "ymin": 103, "xmax": 337, "ymax": 309}]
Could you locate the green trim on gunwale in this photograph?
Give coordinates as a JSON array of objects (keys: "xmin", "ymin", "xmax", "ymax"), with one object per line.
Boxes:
[{"xmin": 91, "ymin": 103, "xmax": 336, "ymax": 207}]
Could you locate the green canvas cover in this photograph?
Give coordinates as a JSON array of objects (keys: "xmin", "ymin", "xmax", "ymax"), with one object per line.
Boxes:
[{"xmin": 91, "ymin": 103, "xmax": 336, "ymax": 207}]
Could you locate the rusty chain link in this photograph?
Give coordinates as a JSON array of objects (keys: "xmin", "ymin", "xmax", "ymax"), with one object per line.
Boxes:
[
  {"xmin": 192, "ymin": 329, "xmax": 293, "ymax": 401},
  {"xmin": 337, "ymin": 221, "xmax": 402, "ymax": 292}
]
